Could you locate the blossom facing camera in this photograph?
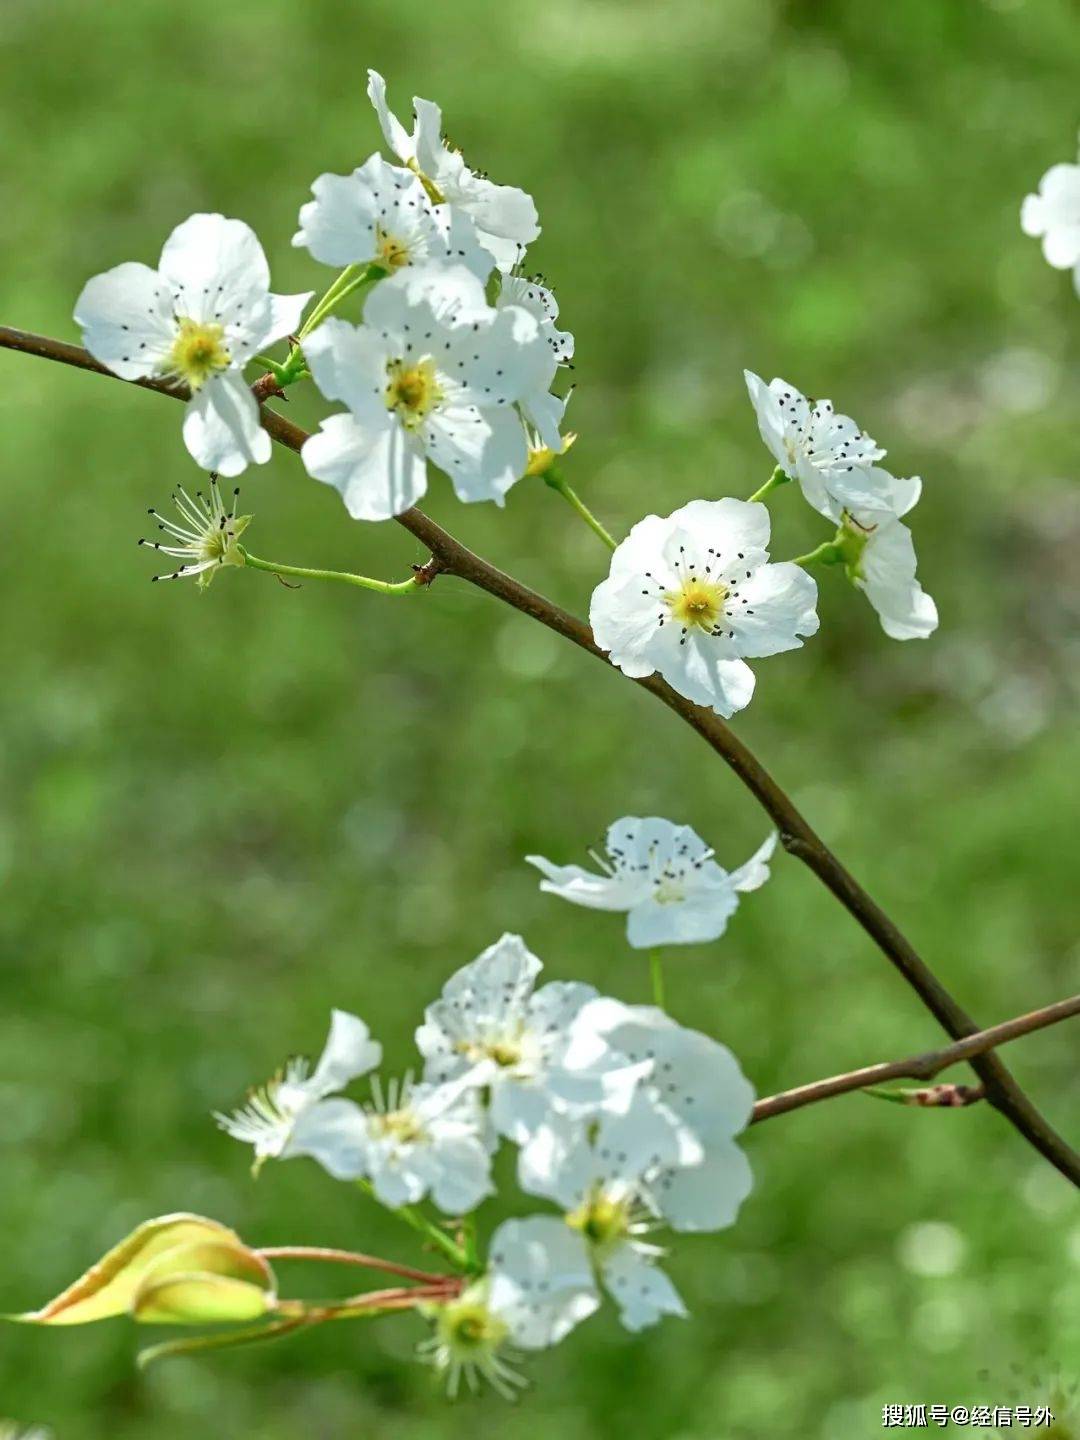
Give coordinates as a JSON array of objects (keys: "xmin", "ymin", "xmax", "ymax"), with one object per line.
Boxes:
[
  {"xmin": 527, "ymin": 816, "xmax": 777, "ymax": 949},
  {"xmin": 367, "ymin": 69, "xmax": 540, "ymax": 272},
  {"xmin": 301, "ymin": 264, "xmax": 558, "ymax": 521},
  {"xmin": 743, "ymin": 370, "xmax": 921, "ymax": 522},
  {"xmin": 214, "ymin": 1009, "xmax": 381, "ymax": 1171},
  {"xmin": 589, "ymin": 498, "xmax": 819, "ymax": 717},
  {"xmin": 139, "ymin": 478, "xmax": 251, "ymax": 587},
  {"xmin": 1021, "ymin": 149, "xmax": 1080, "ymax": 283},
  {"xmin": 74, "ymin": 213, "xmax": 311, "ymax": 475},
  {"xmin": 293, "ymin": 153, "xmax": 494, "ymax": 281}
]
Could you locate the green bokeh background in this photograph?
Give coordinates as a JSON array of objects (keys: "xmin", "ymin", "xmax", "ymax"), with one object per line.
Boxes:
[{"xmin": 1, "ymin": 1, "xmax": 1078, "ymax": 1435}]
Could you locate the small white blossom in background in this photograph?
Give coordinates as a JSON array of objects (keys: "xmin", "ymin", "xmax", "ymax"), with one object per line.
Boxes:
[
  {"xmin": 1021, "ymin": 143, "xmax": 1080, "ymax": 292},
  {"xmin": 301, "ymin": 264, "xmax": 559, "ymax": 520},
  {"xmin": 367, "ymin": 69, "xmax": 540, "ymax": 273},
  {"xmin": 0, "ymin": 1427, "xmax": 52, "ymax": 1440},
  {"xmin": 215, "ymin": 1009, "xmax": 381, "ymax": 1170},
  {"xmin": 138, "ymin": 477, "xmax": 250, "ymax": 586},
  {"xmin": 744, "ymin": 370, "xmax": 921, "ymax": 522},
  {"xmin": 841, "ymin": 507, "xmax": 938, "ymax": 641},
  {"xmin": 294, "ymin": 153, "xmax": 494, "ymax": 281},
  {"xmin": 415, "ymin": 933, "xmax": 632, "ymax": 1143},
  {"xmin": 589, "ymin": 498, "xmax": 819, "ymax": 717},
  {"xmin": 527, "ymin": 816, "xmax": 777, "ymax": 948},
  {"xmin": 74, "ymin": 213, "xmax": 311, "ymax": 476}
]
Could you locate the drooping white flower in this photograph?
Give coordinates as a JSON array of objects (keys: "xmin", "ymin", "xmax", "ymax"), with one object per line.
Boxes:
[
  {"xmin": 214, "ymin": 1009, "xmax": 381, "ymax": 1170},
  {"xmin": 415, "ymin": 933, "xmax": 630, "ymax": 1143},
  {"xmin": 74, "ymin": 214, "xmax": 311, "ymax": 476},
  {"xmin": 301, "ymin": 264, "xmax": 557, "ymax": 520},
  {"xmin": 589, "ymin": 498, "xmax": 819, "ymax": 718},
  {"xmin": 560, "ymin": 999, "xmax": 755, "ymax": 1235},
  {"xmin": 138, "ymin": 476, "xmax": 251, "ymax": 587},
  {"xmin": 367, "ymin": 70, "xmax": 540, "ymax": 272},
  {"xmin": 496, "ymin": 273, "xmax": 573, "ymax": 452},
  {"xmin": 1021, "ymin": 149, "xmax": 1080, "ymax": 285},
  {"xmin": 419, "ymin": 1219, "xmax": 597, "ymax": 1398},
  {"xmin": 280, "ymin": 1073, "xmax": 495, "ymax": 1214},
  {"xmin": 840, "ymin": 508, "xmax": 938, "ymax": 641},
  {"xmin": 293, "ymin": 153, "xmax": 493, "ymax": 281},
  {"xmin": 744, "ymin": 371, "xmax": 921, "ymax": 522},
  {"xmin": 527, "ymin": 817, "xmax": 777, "ymax": 949}
]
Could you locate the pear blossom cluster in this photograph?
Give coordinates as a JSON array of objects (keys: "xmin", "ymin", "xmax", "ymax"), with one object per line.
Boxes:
[
  {"xmin": 1022, "ymin": 137, "xmax": 1080, "ymax": 297},
  {"xmin": 69, "ymin": 68, "xmax": 944, "ymax": 726},
  {"xmin": 217, "ymin": 932, "xmax": 755, "ymax": 1395}
]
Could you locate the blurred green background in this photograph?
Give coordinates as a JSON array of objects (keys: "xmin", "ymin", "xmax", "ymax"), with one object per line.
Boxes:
[{"xmin": 1, "ymin": 0, "xmax": 1078, "ymax": 1435}]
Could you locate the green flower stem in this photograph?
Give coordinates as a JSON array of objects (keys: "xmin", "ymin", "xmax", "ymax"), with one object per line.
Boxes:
[
  {"xmin": 357, "ymin": 1180, "xmax": 479, "ymax": 1274},
  {"xmin": 649, "ymin": 951, "xmax": 666, "ymax": 1010},
  {"xmin": 748, "ymin": 466, "xmax": 791, "ymax": 504},
  {"xmin": 544, "ymin": 465, "xmax": 617, "ymax": 551},
  {"xmin": 792, "ymin": 539, "xmax": 845, "ymax": 569},
  {"xmin": 264, "ymin": 262, "xmax": 386, "ymax": 389},
  {"xmin": 240, "ymin": 548, "xmax": 422, "ymax": 596}
]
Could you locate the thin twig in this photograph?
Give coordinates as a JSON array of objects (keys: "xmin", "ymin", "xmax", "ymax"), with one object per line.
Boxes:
[
  {"xmin": 2, "ymin": 323, "xmax": 1077, "ymax": 1186},
  {"xmin": 255, "ymin": 1245, "xmax": 450, "ymax": 1286},
  {"xmin": 751, "ymin": 993, "xmax": 1080, "ymax": 1123}
]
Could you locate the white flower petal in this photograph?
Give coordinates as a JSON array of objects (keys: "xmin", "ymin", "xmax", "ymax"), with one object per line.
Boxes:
[
  {"xmin": 366, "ymin": 69, "xmax": 414, "ymax": 162},
  {"xmin": 302, "ymin": 316, "xmax": 388, "ymax": 419},
  {"xmin": 73, "ymin": 261, "xmax": 176, "ymax": 380},
  {"xmin": 310, "ymin": 1009, "xmax": 383, "ymax": 1094},
  {"xmin": 654, "ymin": 1138, "xmax": 753, "ymax": 1232},
  {"xmin": 729, "ymin": 561, "xmax": 819, "ymax": 659},
  {"xmin": 626, "ymin": 885, "xmax": 739, "ymax": 948},
  {"xmin": 487, "ymin": 1217, "xmax": 599, "ymax": 1349},
  {"xmin": 284, "ymin": 1097, "xmax": 370, "ymax": 1180},
  {"xmin": 727, "ymin": 831, "xmax": 778, "ymax": 893},
  {"xmin": 181, "ymin": 370, "xmax": 271, "ymax": 477},
  {"xmin": 425, "ymin": 402, "xmax": 527, "ymax": 504},
  {"xmin": 257, "ymin": 290, "xmax": 312, "ymax": 351},
  {"xmin": 743, "ymin": 368, "xmax": 791, "ymax": 474},
  {"xmin": 158, "ymin": 213, "xmax": 270, "ymax": 332},
  {"xmin": 670, "ymin": 497, "xmax": 772, "ymax": 561},
  {"xmin": 302, "ymin": 411, "xmax": 427, "ymax": 521},
  {"xmin": 658, "ymin": 634, "xmax": 757, "ymax": 717},
  {"xmin": 526, "ymin": 855, "xmax": 642, "ymax": 912},
  {"xmin": 429, "ymin": 1136, "xmax": 496, "ymax": 1214},
  {"xmin": 856, "ymin": 516, "xmax": 938, "ymax": 640},
  {"xmin": 601, "ymin": 1245, "xmax": 687, "ymax": 1332}
]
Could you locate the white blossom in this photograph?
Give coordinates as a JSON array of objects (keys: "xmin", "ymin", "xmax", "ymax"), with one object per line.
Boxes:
[
  {"xmin": 527, "ymin": 816, "xmax": 777, "ymax": 949},
  {"xmin": 74, "ymin": 213, "xmax": 311, "ymax": 476},
  {"xmin": 214, "ymin": 1009, "xmax": 380, "ymax": 1170},
  {"xmin": 1021, "ymin": 149, "xmax": 1080, "ymax": 287},
  {"xmin": 415, "ymin": 933, "xmax": 630, "ymax": 1143},
  {"xmin": 367, "ymin": 70, "xmax": 540, "ymax": 272},
  {"xmin": 138, "ymin": 477, "xmax": 250, "ymax": 587},
  {"xmin": 841, "ymin": 508, "xmax": 938, "ymax": 641},
  {"xmin": 301, "ymin": 264, "xmax": 557, "ymax": 520},
  {"xmin": 280, "ymin": 1073, "xmax": 495, "ymax": 1214},
  {"xmin": 589, "ymin": 498, "xmax": 819, "ymax": 718},
  {"xmin": 560, "ymin": 999, "xmax": 756, "ymax": 1236},
  {"xmin": 744, "ymin": 370, "xmax": 921, "ymax": 521},
  {"xmin": 294, "ymin": 153, "xmax": 493, "ymax": 281},
  {"xmin": 419, "ymin": 1218, "xmax": 598, "ymax": 1398}
]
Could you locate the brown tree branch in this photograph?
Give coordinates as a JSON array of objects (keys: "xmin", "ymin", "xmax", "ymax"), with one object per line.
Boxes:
[
  {"xmin": 3, "ymin": 323, "xmax": 1077, "ymax": 1186},
  {"xmin": 750, "ymin": 993, "xmax": 1080, "ymax": 1123}
]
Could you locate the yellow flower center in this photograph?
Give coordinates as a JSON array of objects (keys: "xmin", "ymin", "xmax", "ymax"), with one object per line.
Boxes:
[
  {"xmin": 440, "ymin": 1295, "xmax": 509, "ymax": 1353},
  {"xmin": 665, "ymin": 577, "xmax": 728, "ymax": 632},
  {"xmin": 566, "ymin": 1190, "xmax": 631, "ymax": 1251},
  {"xmin": 385, "ymin": 356, "xmax": 441, "ymax": 429},
  {"xmin": 368, "ymin": 1107, "xmax": 425, "ymax": 1144},
  {"xmin": 166, "ymin": 317, "xmax": 231, "ymax": 390},
  {"xmin": 457, "ymin": 1035, "xmax": 523, "ymax": 1069},
  {"xmin": 375, "ymin": 226, "xmax": 412, "ymax": 270}
]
